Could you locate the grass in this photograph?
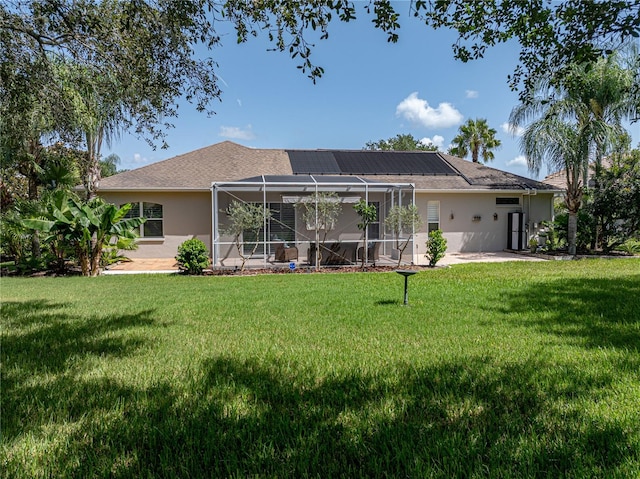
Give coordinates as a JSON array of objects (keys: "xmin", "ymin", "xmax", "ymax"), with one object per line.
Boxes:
[{"xmin": 2, "ymin": 259, "xmax": 640, "ymax": 478}]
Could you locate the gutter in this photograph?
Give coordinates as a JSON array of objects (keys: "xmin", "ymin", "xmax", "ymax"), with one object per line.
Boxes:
[
  {"xmin": 413, "ymin": 188, "xmax": 562, "ymax": 194},
  {"xmin": 97, "ymin": 187, "xmax": 212, "ymax": 193}
]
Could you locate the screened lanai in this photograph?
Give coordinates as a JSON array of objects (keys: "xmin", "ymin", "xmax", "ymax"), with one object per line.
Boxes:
[{"xmin": 211, "ymin": 175, "xmax": 416, "ymax": 269}]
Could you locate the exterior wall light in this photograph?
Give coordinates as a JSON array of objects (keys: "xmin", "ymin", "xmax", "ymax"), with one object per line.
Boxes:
[{"xmin": 494, "ymin": 213, "xmax": 498, "ymax": 221}]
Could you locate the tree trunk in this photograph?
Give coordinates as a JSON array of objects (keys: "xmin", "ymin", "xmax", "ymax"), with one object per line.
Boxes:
[
  {"xmin": 27, "ymin": 174, "xmax": 41, "ymax": 259},
  {"xmin": 565, "ymin": 166, "xmax": 583, "ymax": 257},
  {"xmin": 90, "ymin": 243, "xmax": 103, "ymax": 276},
  {"xmin": 567, "ymin": 211, "xmax": 578, "ymax": 256}
]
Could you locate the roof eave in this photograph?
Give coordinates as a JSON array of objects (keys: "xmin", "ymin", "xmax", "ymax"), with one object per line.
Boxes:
[
  {"xmin": 414, "ymin": 188, "xmax": 562, "ymax": 194},
  {"xmin": 98, "ymin": 187, "xmax": 212, "ymax": 193}
]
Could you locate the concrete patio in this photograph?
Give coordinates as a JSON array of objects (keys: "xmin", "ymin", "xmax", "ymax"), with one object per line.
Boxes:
[{"xmin": 103, "ymin": 251, "xmax": 546, "ymax": 274}]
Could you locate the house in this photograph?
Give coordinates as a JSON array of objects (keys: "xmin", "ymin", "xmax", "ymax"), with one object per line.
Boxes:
[{"xmin": 99, "ymin": 141, "xmax": 560, "ymax": 266}]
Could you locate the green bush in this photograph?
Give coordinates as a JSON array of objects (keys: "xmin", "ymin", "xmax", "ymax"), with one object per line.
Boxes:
[
  {"xmin": 552, "ymin": 211, "xmax": 595, "ymax": 253},
  {"xmin": 425, "ymin": 229, "xmax": 447, "ymax": 267},
  {"xmin": 616, "ymin": 239, "xmax": 640, "ymax": 255},
  {"xmin": 176, "ymin": 238, "xmax": 210, "ymax": 274}
]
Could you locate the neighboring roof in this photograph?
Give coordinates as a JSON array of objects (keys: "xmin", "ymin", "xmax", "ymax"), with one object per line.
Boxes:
[
  {"xmin": 99, "ymin": 141, "xmax": 558, "ymax": 192},
  {"xmin": 542, "ymin": 158, "xmax": 611, "ymax": 190},
  {"xmin": 542, "ymin": 169, "xmax": 567, "ymax": 190}
]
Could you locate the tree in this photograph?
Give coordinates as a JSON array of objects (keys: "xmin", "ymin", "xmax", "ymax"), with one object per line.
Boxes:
[
  {"xmin": 222, "ymin": 201, "xmax": 271, "ymax": 272},
  {"xmin": 384, "ymin": 204, "xmax": 423, "ymax": 267},
  {"xmin": 3, "ymin": 1, "xmax": 637, "ymax": 159},
  {"xmin": 449, "ymin": 119, "xmax": 501, "ymax": 163},
  {"xmin": 296, "ymin": 192, "xmax": 342, "ymax": 269},
  {"xmin": 353, "ymin": 199, "xmax": 378, "ymax": 267},
  {"xmin": 510, "ymin": 53, "xmax": 639, "ymax": 255},
  {"xmin": 100, "ymin": 154, "xmax": 120, "ymax": 178},
  {"xmin": 522, "ymin": 119, "xmax": 587, "ymax": 255},
  {"xmin": 586, "ymin": 147, "xmax": 640, "ymax": 253},
  {"xmin": 365, "ymin": 134, "xmax": 438, "ymax": 151},
  {"xmin": 411, "ymin": 1, "xmax": 640, "ymax": 103},
  {"xmin": 22, "ymin": 191, "xmax": 145, "ymax": 276}
]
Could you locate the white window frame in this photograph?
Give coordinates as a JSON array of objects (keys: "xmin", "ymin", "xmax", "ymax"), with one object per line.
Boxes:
[{"xmin": 427, "ymin": 200, "xmax": 440, "ymax": 232}]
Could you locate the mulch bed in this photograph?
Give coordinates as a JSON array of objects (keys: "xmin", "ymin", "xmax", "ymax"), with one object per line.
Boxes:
[{"xmin": 202, "ymin": 265, "xmax": 425, "ymax": 276}]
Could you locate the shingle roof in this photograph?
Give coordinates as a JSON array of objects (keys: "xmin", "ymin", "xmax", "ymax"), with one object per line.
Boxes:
[
  {"xmin": 542, "ymin": 158, "xmax": 611, "ymax": 190},
  {"xmin": 99, "ymin": 141, "xmax": 558, "ymax": 192},
  {"xmin": 99, "ymin": 141, "xmax": 291, "ymax": 190}
]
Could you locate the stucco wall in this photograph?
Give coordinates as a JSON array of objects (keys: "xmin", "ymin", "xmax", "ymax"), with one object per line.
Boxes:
[
  {"xmin": 99, "ymin": 191, "xmax": 211, "ymax": 258},
  {"xmin": 99, "ymin": 189, "xmax": 554, "ymax": 262},
  {"xmin": 410, "ymin": 191, "xmax": 555, "ymax": 264}
]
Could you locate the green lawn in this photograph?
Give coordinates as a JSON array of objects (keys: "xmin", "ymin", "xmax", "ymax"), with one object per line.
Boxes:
[{"xmin": 2, "ymin": 259, "xmax": 639, "ymax": 478}]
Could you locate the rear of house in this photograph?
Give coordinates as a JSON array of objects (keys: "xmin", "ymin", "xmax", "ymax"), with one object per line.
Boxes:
[{"xmin": 99, "ymin": 141, "xmax": 558, "ymax": 266}]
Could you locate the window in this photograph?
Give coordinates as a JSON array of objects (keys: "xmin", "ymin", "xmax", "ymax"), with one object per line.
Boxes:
[
  {"xmin": 427, "ymin": 201, "xmax": 440, "ymax": 232},
  {"xmin": 123, "ymin": 202, "xmax": 163, "ymax": 238},
  {"xmin": 496, "ymin": 197, "xmax": 520, "ymax": 205},
  {"xmin": 242, "ymin": 202, "xmax": 297, "ymax": 256},
  {"xmin": 269, "ymin": 202, "xmax": 295, "ymax": 244},
  {"xmin": 268, "ymin": 202, "xmax": 296, "ymax": 253}
]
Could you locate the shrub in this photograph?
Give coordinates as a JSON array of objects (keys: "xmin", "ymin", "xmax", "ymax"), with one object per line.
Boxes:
[
  {"xmin": 552, "ymin": 211, "xmax": 595, "ymax": 253},
  {"xmin": 176, "ymin": 238, "xmax": 210, "ymax": 274},
  {"xmin": 425, "ymin": 229, "xmax": 447, "ymax": 267},
  {"xmin": 616, "ymin": 239, "xmax": 640, "ymax": 255}
]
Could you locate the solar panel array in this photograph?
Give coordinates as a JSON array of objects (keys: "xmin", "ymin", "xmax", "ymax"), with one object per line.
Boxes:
[{"xmin": 287, "ymin": 150, "xmax": 458, "ymax": 176}]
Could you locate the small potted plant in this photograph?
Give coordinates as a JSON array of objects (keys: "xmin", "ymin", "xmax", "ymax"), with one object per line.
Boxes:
[{"xmin": 529, "ymin": 237, "xmax": 539, "ymax": 253}]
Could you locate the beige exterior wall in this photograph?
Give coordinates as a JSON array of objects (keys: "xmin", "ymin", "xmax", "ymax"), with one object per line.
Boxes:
[
  {"xmin": 409, "ymin": 191, "xmax": 555, "ymax": 265},
  {"xmin": 99, "ymin": 189, "xmax": 554, "ymax": 262},
  {"xmin": 100, "ymin": 191, "xmax": 211, "ymax": 258}
]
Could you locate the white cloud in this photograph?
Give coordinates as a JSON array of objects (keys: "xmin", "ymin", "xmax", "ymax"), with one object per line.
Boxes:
[
  {"xmin": 420, "ymin": 135, "xmax": 445, "ymax": 149},
  {"xmin": 396, "ymin": 92, "xmax": 463, "ymax": 129},
  {"xmin": 501, "ymin": 122, "xmax": 525, "ymax": 137},
  {"xmin": 465, "ymin": 90, "xmax": 479, "ymax": 99},
  {"xmin": 132, "ymin": 153, "xmax": 149, "ymax": 164},
  {"xmin": 219, "ymin": 125, "xmax": 256, "ymax": 140},
  {"xmin": 507, "ymin": 155, "xmax": 528, "ymax": 167}
]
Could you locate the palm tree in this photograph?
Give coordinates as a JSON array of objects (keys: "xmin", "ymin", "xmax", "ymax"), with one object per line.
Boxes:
[
  {"xmin": 449, "ymin": 118, "xmax": 501, "ymax": 163},
  {"xmin": 510, "ymin": 51, "xmax": 639, "ymax": 255},
  {"xmin": 57, "ymin": 62, "xmax": 124, "ymax": 200}
]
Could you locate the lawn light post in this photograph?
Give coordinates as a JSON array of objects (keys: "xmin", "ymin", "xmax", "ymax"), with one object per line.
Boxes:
[{"xmin": 396, "ymin": 270, "xmax": 417, "ymax": 306}]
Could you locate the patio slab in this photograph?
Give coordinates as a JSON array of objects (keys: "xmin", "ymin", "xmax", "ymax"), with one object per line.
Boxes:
[
  {"xmin": 103, "ymin": 251, "xmax": 546, "ymax": 274},
  {"xmin": 440, "ymin": 251, "xmax": 547, "ymax": 265}
]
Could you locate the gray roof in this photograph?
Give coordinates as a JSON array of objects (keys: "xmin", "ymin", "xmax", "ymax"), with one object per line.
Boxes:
[{"xmin": 99, "ymin": 141, "xmax": 558, "ymax": 192}]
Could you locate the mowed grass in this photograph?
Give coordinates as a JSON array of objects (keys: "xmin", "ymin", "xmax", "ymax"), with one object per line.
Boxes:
[{"xmin": 2, "ymin": 259, "xmax": 639, "ymax": 478}]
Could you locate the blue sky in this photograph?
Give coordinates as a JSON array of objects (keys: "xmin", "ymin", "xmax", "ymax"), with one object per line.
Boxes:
[{"xmin": 106, "ymin": 4, "xmax": 639, "ymax": 180}]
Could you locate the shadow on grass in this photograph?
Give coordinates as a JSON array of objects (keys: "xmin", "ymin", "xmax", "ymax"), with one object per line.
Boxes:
[
  {"xmin": 1, "ymin": 300, "xmax": 159, "ymax": 439},
  {"xmin": 491, "ymin": 274, "xmax": 640, "ymax": 351},
  {"xmin": 374, "ymin": 298, "xmax": 401, "ymax": 306},
  {"xmin": 5, "ymin": 353, "xmax": 638, "ymax": 478}
]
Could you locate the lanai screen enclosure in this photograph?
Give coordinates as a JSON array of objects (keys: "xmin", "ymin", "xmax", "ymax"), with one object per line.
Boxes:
[{"xmin": 211, "ymin": 175, "xmax": 416, "ymax": 268}]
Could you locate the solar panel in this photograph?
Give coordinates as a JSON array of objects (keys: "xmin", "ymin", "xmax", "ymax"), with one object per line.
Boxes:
[
  {"xmin": 286, "ymin": 150, "xmax": 458, "ymax": 175},
  {"xmin": 288, "ymin": 151, "xmax": 340, "ymax": 174},
  {"xmin": 333, "ymin": 151, "xmax": 457, "ymax": 175}
]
